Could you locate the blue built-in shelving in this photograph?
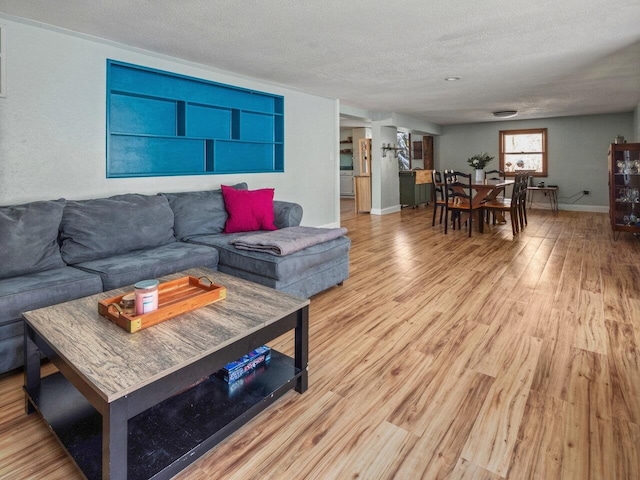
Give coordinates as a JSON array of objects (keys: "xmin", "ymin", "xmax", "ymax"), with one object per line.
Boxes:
[{"xmin": 106, "ymin": 60, "xmax": 284, "ymax": 177}]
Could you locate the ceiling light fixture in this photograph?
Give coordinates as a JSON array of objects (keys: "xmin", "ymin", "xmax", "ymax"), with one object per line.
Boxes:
[
  {"xmin": 444, "ymin": 76, "xmax": 461, "ymax": 81},
  {"xmin": 493, "ymin": 110, "xmax": 518, "ymax": 118}
]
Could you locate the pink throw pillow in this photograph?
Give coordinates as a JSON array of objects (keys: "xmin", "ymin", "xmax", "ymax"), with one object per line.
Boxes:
[{"xmin": 221, "ymin": 185, "xmax": 277, "ymax": 233}]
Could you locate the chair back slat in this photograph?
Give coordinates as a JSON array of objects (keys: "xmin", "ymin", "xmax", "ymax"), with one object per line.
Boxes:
[
  {"xmin": 431, "ymin": 170, "xmax": 448, "ymax": 227},
  {"xmin": 510, "ymin": 173, "xmax": 522, "ymax": 202},
  {"xmin": 485, "ymin": 169, "xmax": 506, "ymax": 181},
  {"xmin": 444, "ymin": 170, "xmax": 473, "ymax": 204},
  {"xmin": 486, "ymin": 169, "xmax": 506, "ymax": 199},
  {"xmin": 432, "ymin": 170, "xmax": 445, "ymax": 203}
]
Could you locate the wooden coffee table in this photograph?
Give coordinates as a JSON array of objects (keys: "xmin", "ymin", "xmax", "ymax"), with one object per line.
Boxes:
[{"xmin": 23, "ymin": 268, "xmax": 309, "ymax": 480}]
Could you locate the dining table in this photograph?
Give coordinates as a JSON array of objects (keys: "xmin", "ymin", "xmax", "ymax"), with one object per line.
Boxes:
[
  {"xmin": 454, "ymin": 178, "xmax": 515, "ymax": 233},
  {"xmin": 472, "ymin": 178, "xmax": 514, "ymax": 203}
]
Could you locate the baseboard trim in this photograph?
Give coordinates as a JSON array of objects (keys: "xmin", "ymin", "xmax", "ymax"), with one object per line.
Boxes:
[
  {"xmin": 529, "ymin": 202, "xmax": 608, "ymax": 213},
  {"xmin": 371, "ymin": 205, "xmax": 402, "ymax": 216},
  {"xmin": 317, "ymin": 221, "xmax": 341, "ymax": 228},
  {"xmin": 558, "ymin": 204, "xmax": 608, "ymax": 213}
]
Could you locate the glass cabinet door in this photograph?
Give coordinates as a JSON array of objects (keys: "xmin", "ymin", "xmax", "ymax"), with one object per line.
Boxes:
[{"xmin": 610, "ymin": 144, "xmax": 640, "ymax": 234}]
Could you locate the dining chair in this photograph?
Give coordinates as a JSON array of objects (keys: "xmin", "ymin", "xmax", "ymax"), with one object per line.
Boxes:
[
  {"xmin": 443, "ymin": 170, "xmax": 480, "ymax": 237},
  {"xmin": 483, "ymin": 169, "xmax": 506, "ymax": 221},
  {"xmin": 487, "ymin": 169, "xmax": 507, "ymax": 196},
  {"xmin": 431, "ymin": 170, "xmax": 446, "ymax": 227},
  {"xmin": 518, "ymin": 172, "xmax": 529, "ymax": 228},
  {"xmin": 485, "ymin": 169, "xmax": 505, "ymax": 181},
  {"xmin": 482, "ymin": 172, "xmax": 523, "ymax": 236}
]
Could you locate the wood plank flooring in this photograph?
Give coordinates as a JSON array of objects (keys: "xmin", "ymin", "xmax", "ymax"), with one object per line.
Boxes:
[{"xmin": 1, "ymin": 199, "xmax": 639, "ymax": 479}]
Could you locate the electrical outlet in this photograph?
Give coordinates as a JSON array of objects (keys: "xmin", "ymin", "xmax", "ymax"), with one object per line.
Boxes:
[{"xmin": 583, "ymin": 190, "xmax": 590, "ymax": 195}]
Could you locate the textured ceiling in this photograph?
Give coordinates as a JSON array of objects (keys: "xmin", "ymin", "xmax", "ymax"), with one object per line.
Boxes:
[{"xmin": 1, "ymin": 0, "xmax": 639, "ymax": 125}]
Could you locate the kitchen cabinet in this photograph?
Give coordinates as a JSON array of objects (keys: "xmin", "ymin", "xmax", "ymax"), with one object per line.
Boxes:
[
  {"xmin": 340, "ymin": 170, "xmax": 354, "ymax": 196},
  {"xmin": 354, "ymin": 176, "xmax": 371, "ymax": 213},
  {"xmin": 356, "ymin": 138, "xmax": 371, "ymax": 176},
  {"xmin": 353, "ymin": 138, "xmax": 372, "ymax": 212},
  {"xmin": 609, "ymin": 142, "xmax": 640, "ymax": 239}
]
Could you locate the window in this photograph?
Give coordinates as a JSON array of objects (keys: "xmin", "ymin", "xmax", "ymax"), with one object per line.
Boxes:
[
  {"xmin": 0, "ymin": 25, "xmax": 5, "ymax": 97},
  {"xmin": 397, "ymin": 132, "xmax": 410, "ymax": 170},
  {"xmin": 499, "ymin": 128, "xmax": 547, "ymax": 177}
]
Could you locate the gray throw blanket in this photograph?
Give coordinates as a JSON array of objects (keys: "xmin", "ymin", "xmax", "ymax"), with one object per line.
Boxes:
[{"xmin": 231, "ymin": 226, "xmax": 347, "ymax": 256}]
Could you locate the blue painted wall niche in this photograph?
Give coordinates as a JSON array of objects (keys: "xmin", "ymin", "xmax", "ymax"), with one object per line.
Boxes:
[{"xmin": 106, "ymin": 60, "xmax": 284, "ymax": 177}]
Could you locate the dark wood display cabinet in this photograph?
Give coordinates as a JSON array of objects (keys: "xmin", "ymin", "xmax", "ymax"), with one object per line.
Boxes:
[{"xmin": 609, "ymin": 142, "xmax": 640, "ymax": 239}]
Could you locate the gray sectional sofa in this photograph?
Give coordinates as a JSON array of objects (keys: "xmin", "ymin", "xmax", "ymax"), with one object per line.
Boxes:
[{"xmin": 0, "ymin": 183, "xmax": 350, "ymax": 374}]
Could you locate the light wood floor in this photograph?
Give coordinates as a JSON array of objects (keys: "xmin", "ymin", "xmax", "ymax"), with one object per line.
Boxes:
[{"xmin": 2, "ymin": 199, "xmax": 640, "ymax": 479}]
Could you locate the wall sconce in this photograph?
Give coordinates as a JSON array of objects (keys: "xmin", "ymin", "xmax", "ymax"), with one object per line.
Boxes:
[{"xmin": 381, "ymin": 143, "xmax": 402, "ymax": 158}]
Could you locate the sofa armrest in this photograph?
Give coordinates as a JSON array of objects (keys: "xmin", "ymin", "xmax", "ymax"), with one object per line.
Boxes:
[{"xmin": 274, "ymin": 201, "xmax": 303, "ymax": 228}]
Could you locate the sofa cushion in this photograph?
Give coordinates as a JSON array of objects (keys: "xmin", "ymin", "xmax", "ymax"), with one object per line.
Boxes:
[
  {"xmin": 188, "ymin": 233, "xmax": 351, "ymax": 281},
  {"xmin": 60, "ymin": 194, "xmax": 176, "ymax": 264},
  {"xmin": 71, "ymin": 242, "xmax": 219, "ymax": 290},
  {"xmin": 160, "ymin": 183, "xmax": 247, "ymax": 241},
  {"xmin": 219, "ymin": 259, "xmax": 349, "ymax": 299},
  {"xmin": 221, "ymin": 186, "xmax": 277, "ymax": 233},
  {"xmin": 0, "ymin": 267, "xmax": 103, "ymax": 374},
  {"xmin": 0, "ymin": 199, "xmax": 66, "ymax": 279},
  {"xmin": 273, "ymin": 201, "xmax": 303, "ymax": 229},
  {"xmin": 0, "ymin": 326, "xmax": 24, "ymax": 374},
  {"xmin": 0, "ymin": 266, "xmax": 103, "ymax": 325}
]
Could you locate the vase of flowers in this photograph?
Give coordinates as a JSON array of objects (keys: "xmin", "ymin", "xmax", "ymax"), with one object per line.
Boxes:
[{"xmin": 467, "ymin": 152, "xmax": 494, "ymax": 182}]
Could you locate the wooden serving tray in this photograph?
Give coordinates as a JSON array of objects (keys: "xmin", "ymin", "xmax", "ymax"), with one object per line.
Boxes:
[{"xmin": 98, "ymin": 276, "xmax": 227, "ymax": 333}]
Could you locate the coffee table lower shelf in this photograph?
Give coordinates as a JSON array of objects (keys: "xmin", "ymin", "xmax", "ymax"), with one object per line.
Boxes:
[{"xmin": 25, "ymin": 351, "xmax": 300, "ymax": 480}]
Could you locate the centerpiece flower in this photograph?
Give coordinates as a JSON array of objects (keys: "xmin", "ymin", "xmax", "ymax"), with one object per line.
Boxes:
[
  {"xmin": 467, "ymin": 152, "xmax": 495, "ymax": 182},
  {"xmin": 467, "ymin": 152, "xmax": 494, "ymax": 170}
]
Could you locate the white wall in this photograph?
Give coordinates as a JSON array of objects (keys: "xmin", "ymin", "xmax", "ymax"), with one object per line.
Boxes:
[
  {"xmin": 434, "ymin": 113, "xmax": 634, "ymax": 210},
  {"xmin": 0, "ymin": 18, "xmax": 340, "ymax": 227},
  {"xmin": 634, "ymin": 103, "xmax": 640, "ymax": 142},
  {"xmin": 371, "ymin": 122, "xmax": 400, "ymax": 214}
]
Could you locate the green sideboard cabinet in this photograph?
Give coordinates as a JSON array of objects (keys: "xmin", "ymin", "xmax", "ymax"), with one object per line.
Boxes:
[{"xmin": 399, "ymin": 170, "xmax": 431, "ymax": 208}]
